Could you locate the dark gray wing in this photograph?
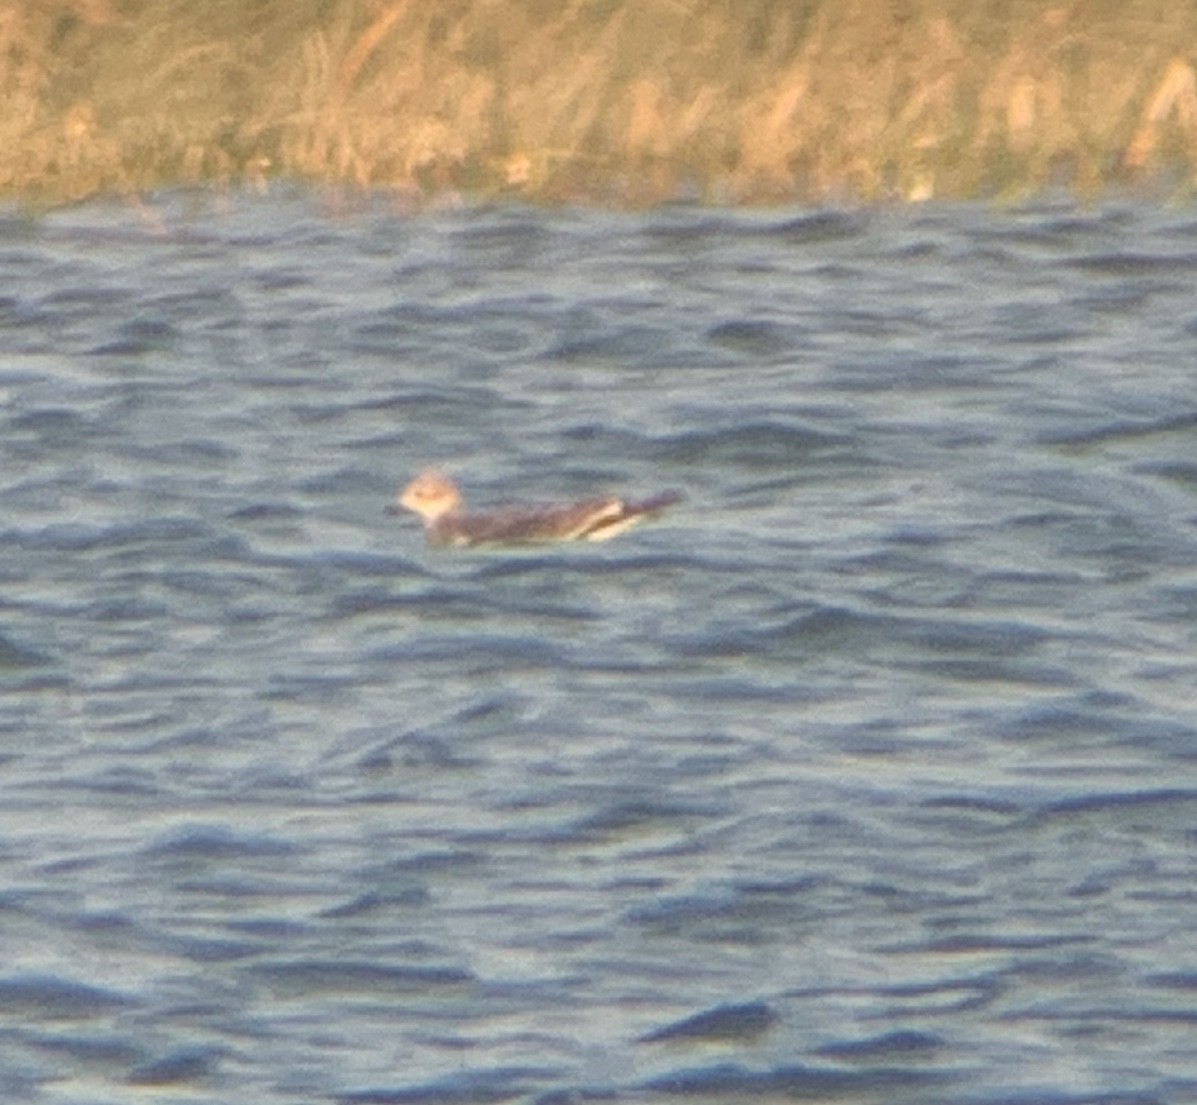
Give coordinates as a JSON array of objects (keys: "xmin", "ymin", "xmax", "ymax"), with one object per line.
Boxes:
[{"xmin": 430, "ymin": 492, "xmax": 683, "ymax": 547}]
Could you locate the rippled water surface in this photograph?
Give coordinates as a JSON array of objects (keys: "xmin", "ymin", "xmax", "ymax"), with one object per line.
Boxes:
[{"xmin": 2, "ymin": 193, "xmax": 1196, "ymax": 1104}]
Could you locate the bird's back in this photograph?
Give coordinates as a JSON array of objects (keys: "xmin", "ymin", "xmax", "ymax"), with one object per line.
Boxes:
[{"xmin": 429, "ymin": 491, "xmax": 682, "ymax": 547}]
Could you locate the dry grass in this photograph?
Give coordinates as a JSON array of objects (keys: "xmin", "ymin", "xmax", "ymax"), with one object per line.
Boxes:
[{"xmin": 3, "ymin": 0, "xmax": 1197, "ymax": 206}]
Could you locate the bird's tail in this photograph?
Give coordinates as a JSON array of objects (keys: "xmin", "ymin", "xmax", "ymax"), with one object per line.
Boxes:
[{"xmin": 626, "ymin": 491, "xmax": 685, "ymax": 517}]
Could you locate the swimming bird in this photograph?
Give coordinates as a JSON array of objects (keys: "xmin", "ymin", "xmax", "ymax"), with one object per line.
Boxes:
[{"xmin": 391, "ymin": 470, "xmax": 683, "ymax": 548}]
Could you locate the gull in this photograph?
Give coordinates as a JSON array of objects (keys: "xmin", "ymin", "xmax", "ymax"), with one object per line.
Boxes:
[{"xmin": 391, "ymin": 470, "xmax": 683, "ymax": 548}]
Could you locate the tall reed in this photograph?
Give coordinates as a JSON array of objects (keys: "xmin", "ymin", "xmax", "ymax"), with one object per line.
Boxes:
[{"xmin": 3, "ymin": 0, "xmax": 1196, "ymax": 205}]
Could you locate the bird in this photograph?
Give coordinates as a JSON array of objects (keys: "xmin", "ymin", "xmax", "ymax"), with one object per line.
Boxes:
[{"xmin": 390, "ymin": 470, "xmax": 683, "ymax": 548}]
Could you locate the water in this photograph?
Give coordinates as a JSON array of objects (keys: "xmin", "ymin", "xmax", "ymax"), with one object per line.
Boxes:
[{"xmin": 1, "ymin": 192, "xmax": 1195, "ymax": 1104}]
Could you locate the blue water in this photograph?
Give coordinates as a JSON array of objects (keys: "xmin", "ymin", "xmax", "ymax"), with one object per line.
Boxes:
[{"xmin": 1, "ymin": 192, "xmax": 1195, "ymax": 1104}]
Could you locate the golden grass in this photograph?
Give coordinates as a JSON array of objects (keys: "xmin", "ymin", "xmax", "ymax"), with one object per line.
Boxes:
[{"xmin": 4, "ymin": 0, "xmax": 1197, "ymax": 206}]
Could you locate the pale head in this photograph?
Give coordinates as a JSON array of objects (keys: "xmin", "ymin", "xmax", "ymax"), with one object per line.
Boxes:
[{"xmin": 398, "ymin": 470, "xmax": 462, "ymax": 521}]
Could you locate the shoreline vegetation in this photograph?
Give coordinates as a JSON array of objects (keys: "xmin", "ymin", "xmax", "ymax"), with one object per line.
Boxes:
[{"xmin": 5, "ymin": 0, "xmax": 1197, "ymax": 209}]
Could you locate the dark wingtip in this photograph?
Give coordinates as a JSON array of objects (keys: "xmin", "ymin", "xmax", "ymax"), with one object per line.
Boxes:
[{"xmin": 635, "ymin": 490, "xmax": 685, "ymax": 514}]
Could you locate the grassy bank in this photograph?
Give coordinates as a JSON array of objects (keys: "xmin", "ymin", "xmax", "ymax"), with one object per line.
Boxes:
[{"xmin": 5, "ymin": 0, "xmax": 1197, "ymax": 207}]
